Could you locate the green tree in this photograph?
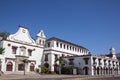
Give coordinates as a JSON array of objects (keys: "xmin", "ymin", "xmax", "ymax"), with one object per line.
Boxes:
[
  {"xmin": 0, "ymin": 47, "xmax": 5, "ymax": 54},
  {"xmin": 0, "ymin": 32, "xmax": 10, "ymax": 40},
  {"xmin": 56, "ymin": 56, "xmax": 66, "ymax": 74}
]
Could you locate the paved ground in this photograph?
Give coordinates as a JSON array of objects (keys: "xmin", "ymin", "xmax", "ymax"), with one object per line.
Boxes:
[{"xmin": 0, "ymin": 73, "xmax": 120, "ymax": 80}]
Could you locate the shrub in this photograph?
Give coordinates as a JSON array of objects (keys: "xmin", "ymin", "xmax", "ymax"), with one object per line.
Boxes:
[
  {"xmin": 35, "ymin": 68, "xmax": 40, "ymax": 73},
  {"xmin": 61, "ymin": 66, "xmax": 73, "ymax": 74},
  {"xmin": 77, "ymin": 68, "xmax": 81, "ymax": 75},
  {"xmin": 41, "ymin": 65, "xmax": 49, "ymax": 73}
]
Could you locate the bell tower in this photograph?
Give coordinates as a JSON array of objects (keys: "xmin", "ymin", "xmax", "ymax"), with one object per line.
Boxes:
[
  {"xmin": 36, "ymin": 30, "xmax": 46, "ymax": 47},
  {"xmin": 110, "ymin": 47, "xmax": 116, "ymax": 59}
]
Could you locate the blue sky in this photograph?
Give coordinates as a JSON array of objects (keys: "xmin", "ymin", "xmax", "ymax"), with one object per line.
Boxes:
[{"xmin": 0, "ymin": 0, "xmax": 120, "ymax": 54}]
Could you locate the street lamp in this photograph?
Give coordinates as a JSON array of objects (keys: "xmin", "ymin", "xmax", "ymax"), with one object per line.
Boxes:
[{"xmin": 22, "ymin": 59, "xmax": 28, "ymax": 75}]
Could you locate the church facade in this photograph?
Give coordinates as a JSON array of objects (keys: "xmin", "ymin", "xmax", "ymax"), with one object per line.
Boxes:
[{"xmin": 0, "ymin": 26, "xmax": 46, "ymax": 74}]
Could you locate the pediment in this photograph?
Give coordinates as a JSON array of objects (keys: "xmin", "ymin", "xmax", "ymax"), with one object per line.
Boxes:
[{"xmin": 7, "ymin": 26, "xmax": 36, "ymax": 45}]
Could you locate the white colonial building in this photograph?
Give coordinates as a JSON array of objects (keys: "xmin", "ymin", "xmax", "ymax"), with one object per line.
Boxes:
[
  {"xmin": 65, "ymin": 47, "xmax": 119, "ymax": 75},
  {"xmin": 0, "ymin": 26, "xmax": 46, "ymax": 74},
  {"xmin": 43, "ymin": 37, "xmax": 119, "ymax": 75},
  {"xmin": 0, "ymin": 26, "xmax": 119, "ymax": 76},
  {"xmin": 42, "ymin": 37, "xmax": 90, "ymax": 73}
]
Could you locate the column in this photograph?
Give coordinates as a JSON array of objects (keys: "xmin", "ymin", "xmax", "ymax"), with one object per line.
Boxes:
[{"xmin": 50, "ymin": 53, "xmax": 55, "ymax": 73}]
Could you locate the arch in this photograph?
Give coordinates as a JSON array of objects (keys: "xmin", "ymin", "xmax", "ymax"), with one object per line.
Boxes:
[
  {"xmin": 6, "ymin": 62, "xmax": 13, "ymax": 71},
  {"xmin": 44, "ymin": 63, "xmax": 49, "ymax": 68},
  {"xmin": 93, "ymin": 66, "xmax": 97, "ymax": 75},
  {"xmin": 97, "ymin": 67, "xmax": 99, "ymax": 75},
  {"xmin": 83, "ymin": 66, "xmax": 89, "ymax": 75},
  {"xmin": 93, "ymin": 66, "xmax": 97, "ymax": 70},
  {"xmin": 18, "ymin": 62, "xmax": 24, "ymax": 71},
  {"xmin": 30, "ymin": 63, "xmax": 35, "ymax": 71},
  {"xmin": 106, "ymin": 68, "xmax": 108, "ymax": 74},
  {"xmin": 54, "ymin": 63, "xmax": 59, "ymax": 74},
  {"xmin": 110, "ymin": 68, "xmax": 112, "ymax": 74},
  {"xmin": 108, "ymin": 67, "xmax": 111, "ymax": 74}
]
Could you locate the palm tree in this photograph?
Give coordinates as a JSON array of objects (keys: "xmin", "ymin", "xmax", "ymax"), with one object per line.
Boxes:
[
  {"xmin": 56, "ymin": 56, "xmax": 65, "ymax": 74},
  {"xmin": 0, "ymin": 47, "xmax": 5, "ymax": 54}
]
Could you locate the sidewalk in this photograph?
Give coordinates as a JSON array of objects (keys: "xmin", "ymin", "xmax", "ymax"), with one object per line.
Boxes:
[
  {"xmin": 0, "ymin": 73, "xmax": 80, "ymax": 80},
  {"xmin": 0, "ymin": 73, "xmax": 120, "ymax": 80},
  {"xmin": 0, "ymin": 73, "xmax": 41, "ymax": 80}
]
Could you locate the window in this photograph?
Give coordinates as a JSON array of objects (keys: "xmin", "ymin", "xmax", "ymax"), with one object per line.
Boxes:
[
  {"xmin": 67, "ymin": 45, "xmax": 69, "ymax": 50},
  {"xmin": 18, "ymin": 63, "xmax": 24, "ymax": 71},
  {"xmin": 56, "ymin": 42, "xmax": 59, "ymax": 47},
  {"xmin": 69, "ymin": 59, "xmax": 74, "ymax": 65},
  {"xmin": 12, "ymin": 46, "xmax": 17, "ymax": 54},
  {"xmin": 45, "ymin": 54, "xmax": 48, "ymax": 61},
  {"xmin": 98, "ymin": 59, "xmax": 102, "ymax": 65},
  {"xmin": 60, "ymin": 43, "xmax": 62, "ymax": 48},
  {"xmin": 85, "ymin": 60, "xmax": 88, "ymax": 64},
  {"xmin": 73, "ymin": 47, "xmax": 74, "ymax": 51},
  {"xmin": 30, "ymin": 63, "xmax": 34, "ymax": 71},
  {"xmin": 64, "ymin": 44, "xmax": 65, "ymax": 49},
  {"xmin": 39, "ymin": 40, "xmax": 41, "ymax": 44},
  {"xmin": 83, "ymin": 58, "xmax": 89, "ymax": 65},
  {"xmin": 108, "ymin": 60, "xmax": 111, "ymax": 66},
  {"xmin": 104, "ymin": 60, "xmax": 106, "ymax": 65},
  {"xmin": 6, "ymin": 62, "xmax": 13, "ymax": 71},
  {"xmin": 28, "ymin": 49, "xmax": 32, "ymax": 56},
  {"xmin": 70, "ymin": 46, "xmax": 71, "ymax": 50},
  {"xmin": 47, "ymin": 42, "xmax": 50, "ymax": 47}
]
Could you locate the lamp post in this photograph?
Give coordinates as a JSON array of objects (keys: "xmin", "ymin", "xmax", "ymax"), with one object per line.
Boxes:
[{"xmin": 22, "ymin": 59, "xmax": 28, "ymax": 75}]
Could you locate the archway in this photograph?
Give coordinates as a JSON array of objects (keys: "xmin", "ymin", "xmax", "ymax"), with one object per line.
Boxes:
[
  {"xmin": 18, "ymin": 63, "xmax": 24, "ymax": 71},
  {"xmin": 106, "ymin": 68, "xmax": 108, "ymax": 74},
  {"xmin": 30, "ymin": 63, "xmax": 34, "ymax": 71},
  {"xmin": 97, "ymin": 67, "xmax": 99, "ymax": 75},
  {"xmin": 6, "ymin": 62, "xmax": 13, "ymax": 71},
  {"xmin": 44, "ymin": 63, "xmax": 49, "ymax": 68},
  {"xmin": 83, "ymin": 67, "xmax": 89, "ymax": 75},
  {"xmin": 93, "ymin": 66, "xmax": 97, "ymax": 75},
  {"xmin": 54, "ymin": 63, "xmax": 59, "ymax": 74}
]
